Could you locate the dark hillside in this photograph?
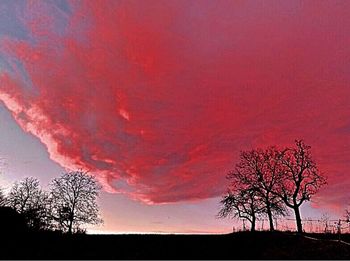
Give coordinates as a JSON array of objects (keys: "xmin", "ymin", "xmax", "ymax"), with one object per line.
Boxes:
[{"xmin": 0, "ymin": 231, "xmax": 349, "ymax": 259}]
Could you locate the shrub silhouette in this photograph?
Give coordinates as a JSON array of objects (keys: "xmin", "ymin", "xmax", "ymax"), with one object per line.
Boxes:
[{"xmin": 0, "ymin": 206, "xmax": 27, "ymax": 235}]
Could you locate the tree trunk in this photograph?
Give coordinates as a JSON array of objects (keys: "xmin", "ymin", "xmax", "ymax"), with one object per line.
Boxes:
[
  {"xmin": 69, "ymin": 205, "xmax": 75, "ymax": 234},
  {"xmin": 266, "ymin": 203, "xmax": 274, "ymax": 231},
  {"xmin": 251, "ymin": 217, "xmax": 256, "ymax": 232},
  {"xmin": 68, "ymin": 219, "xmax": 73, "ymax": 234},
  {"xmin": 294, "ymin": 206, "xmax": 303, "ymax": 233}
]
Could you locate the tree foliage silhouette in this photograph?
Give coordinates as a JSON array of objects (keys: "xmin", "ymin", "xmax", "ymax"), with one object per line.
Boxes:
[
  {"xmin": 50, "ymin": 170, "xmax": 102, "ymax": 234},
  {"xmin": 218, "ymin": 188, "xmax": 265, "ymax": 231},
  {"xmin": 226, "ymin": 148, "xmax": 286, "ymax": 231},
  {"xmin": 0, "ymin": 188, "xmax": 6, "ymax": 207},
  {"xmin": 0, "ymin": 158, "xmax": 7, "ymax": 207},
  {"xmin": 345, "ymin": 209, "xmax": 350, "ymax": 223},
  {"xmin": 0, "ymin": 206, "xmax": 27, "ymax": 234},
  {"xmin": 7, "ymin": 177, "xmax": 52, "ymax": 230}
]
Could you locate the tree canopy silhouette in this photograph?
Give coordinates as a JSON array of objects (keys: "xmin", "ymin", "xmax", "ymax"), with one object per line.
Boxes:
[
  {"xmin": 345, "ymin": 209, "xmax": 350, "ymax": 223},
  {"xmin": 218, "ymin": 188, "xmax": 265, "ymax": 231},
  {"xmin": 0, "ymin": 189, "xmax": 5, "ymax": 207},
  {"xmin": 50, "ymin": 170, "xmax": 102, "ymax": 234},
  {"xmin": 7, "ymin": 177, "xmax": 52, "ymax": 230},
  {"xmin": 0, "ymin": 206, "xmax": 27, "ymax": 235},
  {"xmin": 273, "ymin": 140, "xmax": 327, "ymax": 233},
  {"xmin": 219, "ymin": 140, "xmax": 326, "ymax": 233},
  {"xmin": 225, "ymin": 147, "xmax": 286, "ymax": 231}
]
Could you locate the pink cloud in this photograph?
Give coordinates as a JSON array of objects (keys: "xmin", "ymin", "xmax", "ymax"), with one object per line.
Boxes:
[{"xmin": 0, "ymin": 0, "xmax": 349, "ymax": 207}]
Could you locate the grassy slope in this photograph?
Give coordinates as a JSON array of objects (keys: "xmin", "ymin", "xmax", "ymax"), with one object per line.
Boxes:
[{"xmin": 1, "ymin": 231, "xmax": 349, "ymax": 259}]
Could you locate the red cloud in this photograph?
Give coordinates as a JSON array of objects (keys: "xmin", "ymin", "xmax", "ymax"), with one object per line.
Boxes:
[{"xmin": 0, "ymin": 1, "xmax": 349, "ymax": 207}]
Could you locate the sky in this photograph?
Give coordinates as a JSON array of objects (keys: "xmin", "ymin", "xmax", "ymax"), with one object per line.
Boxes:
[{"xmin": 0, "ymin": 0, "xmax": 349, "ymax": 233}]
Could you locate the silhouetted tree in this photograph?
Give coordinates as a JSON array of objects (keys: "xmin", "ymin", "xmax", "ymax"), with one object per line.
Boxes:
[
  {"xmin": 226, "ymin": 148, "xmax": 286, "ymax": 231},
  {"xmin": 50, "ymin": 170, "xmax": 102, "ymax": 234},
  {"xmin": 320, "ymin": 213, "xmax": 331, "ymax": 233},
  {"xmin": 0, "ymin": 159, "xmax": 7, "ymax": 207},
  {"xmin": 218, "ymin": 188, "xmax": 265, "ymax": 232},
  {"xmin": 26, "ymin": 191, "xmax": 53, "ymax": 230},
  {"xmin": 0, "ymin": 188, "xmax": 6, "ymax": 207},
  {"xmin": 273, "ymin": 140, "xmax": 327, "ymax": 233},
  {"xmin": 345, "ymin": 209, "xmax": 350, "ymax": 223},
  {"xmin": 7, "ymin": 177, "xmax": 52, "ymax": 230},
  {"xmin": 8, "ymin": 177, "xmax": 40, "ymax": 213},
  {"xmin": 0, "ymin": 206, "xmax": 27, "ymax": 235}
]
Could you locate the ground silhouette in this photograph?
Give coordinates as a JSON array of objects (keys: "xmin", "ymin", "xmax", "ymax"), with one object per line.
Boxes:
[{"xmin": 0, "ymin": 231, "xmax": 349, "ymax": 259}]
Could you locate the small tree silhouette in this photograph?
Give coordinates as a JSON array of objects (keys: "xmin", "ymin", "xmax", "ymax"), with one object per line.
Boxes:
[
  {"xmin": 345, "ymin": 209, "xmax": 350, "ymax": 223},
  {"xmin": 50, "ymin": 170, "xmax": 102, "ymax": 234},
  {"xmin": 218, "ymin": 188, "xmax": 265, "ymax": 232},
  {"xmin": 0, "ymin": 188, "xmax": 6, "ymax": 207},
  {"xmin": 320, "ymin": 213, "xmax": 331, "ymax": 233},
  {"xmin": 0, "ymin": 159, "xmax": 7, "ymax": 207}
]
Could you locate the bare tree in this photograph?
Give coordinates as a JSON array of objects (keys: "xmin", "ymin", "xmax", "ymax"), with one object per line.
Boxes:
[
  {"xmin": 226, "ymin": 148, "xmax": 286, "ymax": 231},
  {"xmin": 320, "ymin": 213, "xmax": 331, "ymax": 233},
  {"xmin": 8, "ymin": 177, "xmax": 40, "ymax": 213},
  {"xmin": 7, "ymin": 177, "xmax": 52, "ymax": 230},
  {"xmin": 50, "ymin": 170, "xmax": 102, "ymax": 234},
  {"xmin": 26, "ymin": 191, "xmax": 53, "ymax": 231},
  {"xmin": 345, "ymin": 209, "xmax": 350, "ymax": 223},
  {"xmin": 0, "ymin": 188, "xmax": 6, "ymax": 207},
  {"xmin": 0, "ymin": 158, "xmax": 7, "ymax": 207},
  {"xmin": 273, "ymin": 140, "xmax": 327, "ymax": 233},
  {"xmin": 218, "ymin": 188, "xmax": 265, "ymax": 232}
]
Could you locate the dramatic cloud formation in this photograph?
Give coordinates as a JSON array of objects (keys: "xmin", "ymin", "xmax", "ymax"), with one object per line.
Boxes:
[{"xmin": 0, "ymin": 0, "xmax": 349, "ymax": 207}]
